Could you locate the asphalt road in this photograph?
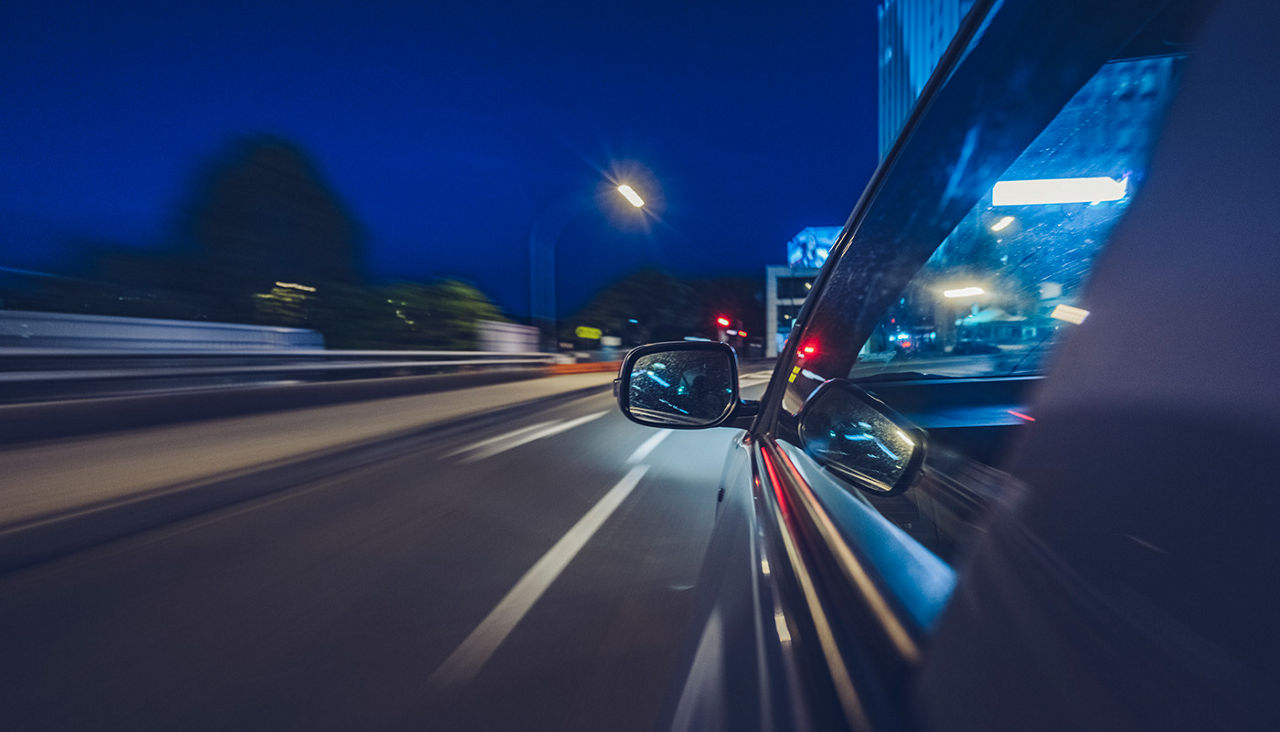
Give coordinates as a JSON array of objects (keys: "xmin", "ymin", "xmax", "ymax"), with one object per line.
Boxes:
[{"xmin": 0, "ymin": 373, "xmax": 773, "ymax": 731}]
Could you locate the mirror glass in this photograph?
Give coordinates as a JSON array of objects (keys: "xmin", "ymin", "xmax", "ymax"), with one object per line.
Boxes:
[
  {"xmin": 627, "ymin": 349, "xmax": 734, "ymax": 427},
  {"xmin": 799, "ymin": 384, "xmax": 919, "ymax": 493}
]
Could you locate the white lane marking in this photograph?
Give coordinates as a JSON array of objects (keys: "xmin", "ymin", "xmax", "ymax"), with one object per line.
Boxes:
[
  {"xmin": 626, "ymin": 429, "xmax": 673, "ymax": 465},
  {"xmin": 459, "ymin": 411, "xmax": 606, "ymax": 463},
  {"xmin": 443, "ymin": 420, "xmax": 556, "ymax": 458},
  {"xmin": 426, "ymin": 464, "xmax": 651, "ymax": 690}
]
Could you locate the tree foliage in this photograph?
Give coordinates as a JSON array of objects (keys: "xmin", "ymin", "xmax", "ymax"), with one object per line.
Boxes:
[
  {"xmin": 173, "ymin": 134, "xmax": 365, "ymax": 322},
  {"xmin": 567, "ymin": 269, "xmax": 763, "ymax": 346},
  {"xmin": 316, "ymin": 278, "xmax": 506, "ymax": 350}
]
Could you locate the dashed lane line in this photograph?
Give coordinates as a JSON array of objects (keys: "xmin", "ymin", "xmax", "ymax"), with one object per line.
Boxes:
[
  {"xmin": 626, "ymin": 429, "xmax": 673, "ymax": 465},
  {"xmin": 457, "ymin": 411, "xmax": 607, "ymax": 463},
  {"xmin": 425, "ymin": 463, "xmax": 651, "ymax": 691}
]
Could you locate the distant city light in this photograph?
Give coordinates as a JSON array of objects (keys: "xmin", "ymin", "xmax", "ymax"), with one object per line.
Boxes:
[
  {"xmin": 616, "ymin": 184, "xmax": 645, "ymax": 208},
  {"xmin": 274, "ymin": 281, "xmax": 316, "ymax": 292},
  {"xmin": 727, "ymin": 329, "xmax": 739, "ymax": 336},
  {"xmin": 1050, "ymin": 304, "xmax": 1091, "ymax": 324},
  {"xmin": 990, "ymin": 215, "xmax": 1015, "ymax": 232},
  {"xmin": 738, "ymin": 330, "xmax": 747, "ymax": 337},
  {"xmin": 993, "ymin": 176, "xmax": 1127, "ymax": 206},
  {"xmin": 943, "ymin": 286, "xmax": 985, "ymax": 298},
  {"xmin": 715, "ymin": 316, "xmax": 731, "ymax": 327}
]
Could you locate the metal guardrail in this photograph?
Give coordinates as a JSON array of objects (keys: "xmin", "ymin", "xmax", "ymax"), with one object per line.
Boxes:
[{"xmin": 0, "ymin": 348, "xmax": 561, "ymax": 403}]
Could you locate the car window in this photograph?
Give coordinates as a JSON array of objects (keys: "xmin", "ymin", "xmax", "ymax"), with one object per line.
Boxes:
[
  {"xmin": 781, "ymin": 54, "xmax": 1187, "ymax": 566},
  {"xmin": 852, "ymin": 55, "xmax": 1183, "ymax": 381}
]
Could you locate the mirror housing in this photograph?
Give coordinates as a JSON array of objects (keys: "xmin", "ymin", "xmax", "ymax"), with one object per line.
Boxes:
[
  {"xmin": 797, "ymin": 379, "xmax": 926, "ymax": 496},
  {"xmin": 614, "ymin": 341, "xmax": 757, "ymax": 429}
]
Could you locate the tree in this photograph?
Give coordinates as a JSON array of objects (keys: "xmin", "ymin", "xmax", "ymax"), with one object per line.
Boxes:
[
  {"xmin": 315, "ymin": 278, "xmax": 507, "ymax": 350},
  {"xmin": 173, "ymin": 134, "xmax": 365, "ymax": 323},
  {"xmin": 568, "ymin": 269, "xmax": 701, "ymax": 345}
]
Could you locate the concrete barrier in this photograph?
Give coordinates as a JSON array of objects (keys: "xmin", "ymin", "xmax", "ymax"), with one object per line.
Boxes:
[{"xmin": 0, "ymin": 367, "xmax": 564, "ymax": 444}]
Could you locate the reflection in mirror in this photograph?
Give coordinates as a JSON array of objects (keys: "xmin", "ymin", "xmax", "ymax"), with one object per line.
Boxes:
[
  {"xmin": 628, "ymin": 349, "xmax": 734, "ymax": 427},
  {"xmin": 799, "ymin": 381, "xmax": 921, "ymax": 494}
]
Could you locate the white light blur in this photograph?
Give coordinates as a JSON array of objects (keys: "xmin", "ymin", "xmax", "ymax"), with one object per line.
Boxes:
[
  {"xmin": 989, "ymin": 215, "xmax": 1015, "ymax": 232},
  {"xmin": 774, "ymin": 610, "xmax": 792, "ymax": 644},
  {"xmin": 617, "ymin": 184, "xmax": 645, "ymax": 208},
  {"xmin": 993, "ymin": 176, "xmax": 1127, "ymax": 206},
  {"xmin": 1050, "ymin": 304, "xmax": 1091, "ymax": 324},
  {"xmin": 275, "ymin": 281, "xmax": 316, "ymax": 292},
  {"xmin": 943, "ymin": 286, "xmax": 985, "ymax": 298},
  {"xmin": 760, "ymin": 558, "xmax": 771, "ymax": 576}
]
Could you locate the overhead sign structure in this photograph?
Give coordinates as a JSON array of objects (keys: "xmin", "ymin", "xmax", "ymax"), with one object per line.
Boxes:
[{"xmin": 574, "ymin": 326, "xmax": 603, "ymax": 340}]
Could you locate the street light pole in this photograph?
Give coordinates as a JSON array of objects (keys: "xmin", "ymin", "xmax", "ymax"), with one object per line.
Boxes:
[{"xmin": 528, "ymin": 184, "xmax": 645, "ymax": 352}]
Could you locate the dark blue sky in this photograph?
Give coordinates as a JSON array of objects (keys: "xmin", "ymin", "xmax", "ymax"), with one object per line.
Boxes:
[{"xmin": 2, "ymin": 0, "xmax": 877, "ymax": 315}]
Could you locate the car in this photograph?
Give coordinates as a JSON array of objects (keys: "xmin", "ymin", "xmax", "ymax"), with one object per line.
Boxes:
[
  {"xmin": 949, "ymin": 338, "xmax": 1000, "ymax": 356},
  {"xmin": 613, "ymin": 0, "xmax": 1280, "ymax": 729}
]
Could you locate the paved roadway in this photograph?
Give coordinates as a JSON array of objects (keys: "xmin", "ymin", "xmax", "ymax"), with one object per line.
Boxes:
[{"xmin": 0, "ymin": 371, "xmax": 773, "ymax": 731}]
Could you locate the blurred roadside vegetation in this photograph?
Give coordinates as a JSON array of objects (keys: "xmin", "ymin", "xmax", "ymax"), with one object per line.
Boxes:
[
  {"xmin": 0, "ymin": 135, "xmax": 761, "ymax": 351},
  {"xmin": 1, "ymin": 135, "xmax": 507, "ymax": 350}
]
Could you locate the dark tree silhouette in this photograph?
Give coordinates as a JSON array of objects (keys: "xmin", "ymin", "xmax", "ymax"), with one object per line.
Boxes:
[{"xmin": 175, "ymin": 134, "xmax": 365, "ymax": 323}]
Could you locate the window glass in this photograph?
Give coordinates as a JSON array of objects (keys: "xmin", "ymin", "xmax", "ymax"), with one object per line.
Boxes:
[
  {"xmin": 852, "ymin": 56, "xmax": 1182, "ymax": 381},
  {"xmin": 785, "ymin": 56, "xmax": 1186, "ymax": 565},
  {"xmin": 776, "ymin": 276, "xmax": 815, "ymax": 300}
]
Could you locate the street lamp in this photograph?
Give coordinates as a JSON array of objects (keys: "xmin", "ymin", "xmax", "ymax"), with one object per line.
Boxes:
[
  {"xmin": 616, "ymin": 184, "xmax": 645, "ymax": 208},
  {"xmin": 529, "ymin": 183, "xmax": 647, "ymax": 350}
]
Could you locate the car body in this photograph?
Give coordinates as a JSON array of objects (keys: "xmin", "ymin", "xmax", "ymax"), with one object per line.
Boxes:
[
  {"xmin": 616, "ymin": 0, "xmax": 1280, "ymax": 729},
  {"xmin": 948, "ymin": 339, "xmax": 1000, "ymax": 356}
]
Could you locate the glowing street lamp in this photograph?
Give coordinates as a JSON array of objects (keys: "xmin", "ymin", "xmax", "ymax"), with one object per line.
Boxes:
[
  {"xmin": 943, "ymin": 286, "xmax": 985, "ymax": 298},
  {"xmin": 617, "ymin": 184, "xmax": 645, "ymax": 208}
]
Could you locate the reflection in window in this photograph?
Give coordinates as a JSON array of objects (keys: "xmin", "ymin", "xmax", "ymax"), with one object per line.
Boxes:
[{"xmin": 853, "ymin": 56, "xmax": 1182, "ymax": 380}]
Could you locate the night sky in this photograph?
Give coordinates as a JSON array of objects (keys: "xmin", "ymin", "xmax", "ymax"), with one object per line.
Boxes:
[{"xmin": 2, "ymin": 0, "xmax": 877, "ymax": 316}]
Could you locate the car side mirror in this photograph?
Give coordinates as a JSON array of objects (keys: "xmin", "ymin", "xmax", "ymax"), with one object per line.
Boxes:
[
  {"xmin": 797, "ymin": 379, "xmax": 926, "ymax": 496},
  {"xmin": 614, "ymin": 341, "xmax": 756, "ymax": 429}
]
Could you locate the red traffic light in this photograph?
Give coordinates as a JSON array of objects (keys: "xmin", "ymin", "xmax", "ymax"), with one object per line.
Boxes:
[{"xmin": 715, "ymin": 316, "xmax": 731, "ymax": 327}]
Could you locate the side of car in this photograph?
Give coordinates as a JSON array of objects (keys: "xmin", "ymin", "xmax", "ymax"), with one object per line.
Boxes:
[{"xmin": 617, "ymin": 0, "xmax": 1280, "ymax": 729}]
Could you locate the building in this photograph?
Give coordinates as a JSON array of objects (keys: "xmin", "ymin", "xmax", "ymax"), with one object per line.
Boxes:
[
  {"xmin": 764, "ymin": 227, "xmax": 841, "ymax": 357},
  {"xmin": 763, "ymin": 3, "xmax": 978, "ymax": 358},
  {"xmin": 878, "ymin": 0, "xmax": 976, "ymax": 159}
]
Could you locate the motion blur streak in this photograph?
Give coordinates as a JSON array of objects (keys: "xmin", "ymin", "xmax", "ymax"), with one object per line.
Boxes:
[{"xmin": 458, "ymin": 411, "xmax": 606, "ymax": 462}]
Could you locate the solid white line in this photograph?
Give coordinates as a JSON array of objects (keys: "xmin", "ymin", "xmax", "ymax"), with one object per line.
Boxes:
[
  {"xmin": 460, "ymin": 411, "xmax": 606, "ymax": 462},
  {"xmin": 443, "ymin": 420, "xmax": 556, "ymax": 458},
  {"xmin": 426, "ymin": 464, "xmax": 651, "ymax": 691},
  {"xmin": 626, "ymin": 429, "xmax": 672, "ymax": 465}
]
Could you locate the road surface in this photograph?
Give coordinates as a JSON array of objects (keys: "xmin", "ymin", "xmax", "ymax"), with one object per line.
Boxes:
[{"xmin": 0, "ymin": 371, "xmax": 773, "ymax": 731}]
